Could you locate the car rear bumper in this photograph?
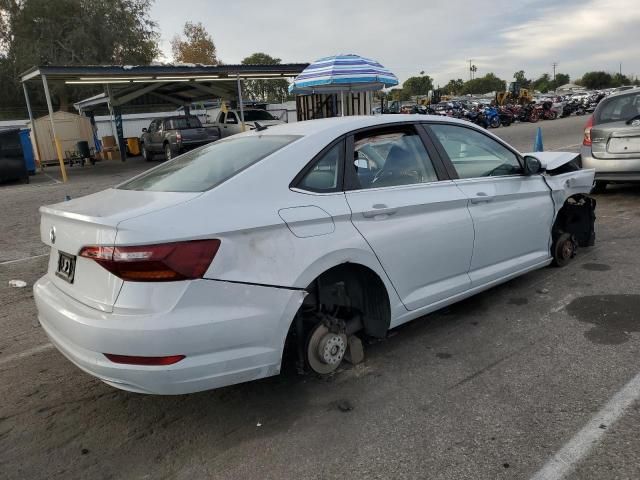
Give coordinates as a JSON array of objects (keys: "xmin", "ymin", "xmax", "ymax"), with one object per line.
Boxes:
[
  {"xmin": 33, "ymin": 276, "xmax": 304, "ymax": 394},
  {"xmin": 581, "ymin": 145, "xmax": 640, "ymax": 181}
]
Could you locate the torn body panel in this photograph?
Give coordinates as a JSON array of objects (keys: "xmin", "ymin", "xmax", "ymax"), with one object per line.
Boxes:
[
  {"xmin": 531, "ymin": 151, "xmax": 597, "ymax": 249},
  {"xmin": 525, "ymin": 151, "xmax": 596, "ymax": 214}
]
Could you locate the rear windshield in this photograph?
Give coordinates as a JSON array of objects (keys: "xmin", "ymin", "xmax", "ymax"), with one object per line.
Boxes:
[
  {"xmin": 165, "ymin": 116, "xmax": 202, "ymax": 129},
  {"xmin": 595, "ymin": 91, "xmax": 640, "ymax": 124},
  {"xmin": 118, "ymin": 135, "xmax": 300, "ymax": 192},
  {"xmin": 243, "ymin": 110, "xmax": 277, "ymax": 121}
]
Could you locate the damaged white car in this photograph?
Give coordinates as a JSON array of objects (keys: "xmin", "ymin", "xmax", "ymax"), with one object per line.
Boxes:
[{"xmin": 33, "ymin": 115, "xmax": 596, "ymax": 394}]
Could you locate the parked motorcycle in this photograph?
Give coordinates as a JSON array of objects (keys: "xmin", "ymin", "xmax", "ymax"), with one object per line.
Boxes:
[
  {"xmin": 483, "ymin": 106, "xmax": 501, "ymax": 128},
  {"xmin": 540, "ymin": 101, "xmax": 558, "ymax": 120},
  {"xmin": 498, "ymin": 106, "xmax": 514, "ymax": 126},
  {"xmin": 518, "ymin": 103, "xmax": 539, "ymax": 123}
]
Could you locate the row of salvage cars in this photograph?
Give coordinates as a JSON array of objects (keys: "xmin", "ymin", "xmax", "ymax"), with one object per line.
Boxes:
[{"xmin": 34, "ymin": 114, "xmax": 596, "ymax": 394}]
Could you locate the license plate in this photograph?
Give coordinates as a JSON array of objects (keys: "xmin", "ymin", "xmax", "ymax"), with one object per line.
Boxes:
[
  {"xmin": 56, "ymin": 252, "xmax": 76, "ymax": 283},
  {"xmin": 608, "ymin": 137, "xmax": 640, "ymax": 154}
]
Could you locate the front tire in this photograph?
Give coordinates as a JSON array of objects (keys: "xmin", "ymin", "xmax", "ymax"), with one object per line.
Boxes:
[
  {"xmin": 164, "ymin": 143, "xmax": 174, "ymax": 161},
  {"xmin": 141, "ymin": 144, "xmax": 152, "ymax": 161},
  {"xmin": 552, "ymin": 233, "xmax": 576, "ymax": 267}
]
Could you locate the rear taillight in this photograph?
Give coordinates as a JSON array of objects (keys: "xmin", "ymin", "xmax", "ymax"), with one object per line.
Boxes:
[
  {"xmin": 79, "ymin": 239, "xmax": 220, "ymax": 282},
  {"xmin": 104, "ymin": 354, "xmax": 185, "ymax": 365},
  {"xmin": 583, "ymin": 115, "xmax": 593, "ymax": 146}
]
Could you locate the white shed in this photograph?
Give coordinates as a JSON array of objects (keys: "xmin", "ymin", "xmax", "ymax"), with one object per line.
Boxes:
[{"xmin": 29, "ymin": 111, "xmax": 96, "ymax": 164}]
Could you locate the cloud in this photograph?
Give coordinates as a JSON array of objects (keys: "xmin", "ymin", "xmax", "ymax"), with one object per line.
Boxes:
[
  {"xmin": 151, "ymin": 0, "xmax": 640, "ymax": 86},
  {"xmin": 500, "ymin": 0, "xmax": 640, "ymax": 59}
]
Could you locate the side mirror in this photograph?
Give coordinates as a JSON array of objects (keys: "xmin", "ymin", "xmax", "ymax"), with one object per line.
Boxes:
[
  {"xmin": 142, "ymin": 128, "xmax": 147, "ymax": 133},
  {"xmin": 523, "ymin": 155, "xmax": 542, "ymax": 175}
]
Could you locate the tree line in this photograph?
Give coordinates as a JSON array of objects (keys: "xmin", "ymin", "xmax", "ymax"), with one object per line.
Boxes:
[
  {"xmin": 0, "ymin": 0, "xmax": 289, "ymax": 119},
  {"xmin": 388, "ymin": 69, "xmax": 640, "ymax": 101}
]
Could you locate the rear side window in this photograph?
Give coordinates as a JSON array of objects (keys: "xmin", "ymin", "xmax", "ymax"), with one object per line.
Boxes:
[
  {"xmin": 595, "ymin": 92, "xmax": 640, "ymax": 124},
  {"xmin": 165, "ymin": 116, "xmax": 202, "ymax": 129},
  {"xmin": 295, "ymin": 140, "xmax": 344, "ymax": 193},
  {"xmin": 119, "ymin": 135, "xmax": 300, "ymax": 192}
]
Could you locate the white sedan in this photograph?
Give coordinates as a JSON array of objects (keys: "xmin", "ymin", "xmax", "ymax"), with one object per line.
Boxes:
[{"xmin": 34, "ymin": 115, "xmax": 597, "ymax": 394}]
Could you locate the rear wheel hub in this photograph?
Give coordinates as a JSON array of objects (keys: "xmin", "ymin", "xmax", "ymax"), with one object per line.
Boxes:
[{"xmin": 306, "ymin": 323, "xmax": 347, "ymax": 374}]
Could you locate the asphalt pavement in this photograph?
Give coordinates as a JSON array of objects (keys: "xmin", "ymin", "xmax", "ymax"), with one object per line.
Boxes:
[{"xmin": 1, "ymin": 115, "xmax": 639, "ymax": 480}]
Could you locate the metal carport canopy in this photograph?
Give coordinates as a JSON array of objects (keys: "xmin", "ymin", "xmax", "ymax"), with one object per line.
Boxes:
[
  {"xmin": 19, "ymin": 63, "xmax": 308, "ymax": 181},
  {"xmin": 20, "ymin": 63, "xmax": 308, "ymax": 106}
]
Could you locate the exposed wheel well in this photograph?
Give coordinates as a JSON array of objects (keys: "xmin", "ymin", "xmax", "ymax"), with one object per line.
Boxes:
[
  {"xmin": 282, "ymin": 262, "xmax": 391, "ymax": 372},
  {"xmin": 303, "ymin": 263, "xmax": 391, "ymax": 338},
  {"xmin": 552, "ymin": 194, "xmax": 596, "ymax": 248}
]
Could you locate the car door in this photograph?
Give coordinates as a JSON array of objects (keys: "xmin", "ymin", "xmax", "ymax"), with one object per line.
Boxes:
[
  {"xmin": 225, "ymin": 112, "xmax": 241, "ymax": 136},
  {"xmin": 344, "ymin": 123, "xmax": 474, "ymax": 311},
  {"xmin": 217, "ymin": 112, "xmax": 228, "ymax": 137},
  {"xmin": 153, "ymin": 120, "xmax": 165, "ymax": 149},
  {"xmin": 426, "ymin": 123, "xmax": 555, "ymax": 287},
  {"xmin": 144, "ymin": 120, "xmax": 157, "ymax": 151}
]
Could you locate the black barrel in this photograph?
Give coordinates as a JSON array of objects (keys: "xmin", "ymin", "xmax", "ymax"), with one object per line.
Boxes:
[{"xmin": 77, "ymin": 141, "xmax": 90, "ymax": 158}]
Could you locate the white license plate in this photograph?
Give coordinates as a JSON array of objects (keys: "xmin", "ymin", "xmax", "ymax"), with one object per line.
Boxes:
[
  {"xmin": 55, "ymin": 252, "xmax": 76, "ymax": 283},
  {"xmin": 608, "ymin": 137, "xmax": 640, "ymax": 154}
]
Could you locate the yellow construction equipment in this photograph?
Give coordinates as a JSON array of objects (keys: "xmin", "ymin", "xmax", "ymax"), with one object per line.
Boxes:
[{"xmin": 496, "ymin": 82, "xmax": 533, "ymax": 105}]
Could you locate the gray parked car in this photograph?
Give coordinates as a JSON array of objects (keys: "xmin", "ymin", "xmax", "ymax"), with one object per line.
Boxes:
[
  {"xmin": 581, "ymin": 88, "xmax": 640, "ymax": 192},
  {"xmin": 140, "ymin": 116, "xmax": 220, "ymax": 161}
]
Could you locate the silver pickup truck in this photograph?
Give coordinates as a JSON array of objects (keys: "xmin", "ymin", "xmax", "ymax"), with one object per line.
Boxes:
[
  {"xmin": 140, "ymin": 116, "xmax": 220, "ymax": 161},
  {"xmin": 213, "ymin": 109, "xmax": 283, "ymax": 138}
]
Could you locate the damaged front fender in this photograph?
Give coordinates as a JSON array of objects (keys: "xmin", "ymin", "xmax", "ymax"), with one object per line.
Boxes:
[{"xmin": 525, "ymin": 151, "xmax": 597, "ymax": 248}]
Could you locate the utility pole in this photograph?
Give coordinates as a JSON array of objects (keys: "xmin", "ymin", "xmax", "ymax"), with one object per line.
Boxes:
[
  {"xmin": 468, "ymin": 59, "xmax": 473, "ymax": 81},
  {"xmin": 552, "ymin": 62, "xmax": 558, "ymax": 82},
  {"xmin": 620, "ymin": 63, "xmax": 622, "ymax": 76}
]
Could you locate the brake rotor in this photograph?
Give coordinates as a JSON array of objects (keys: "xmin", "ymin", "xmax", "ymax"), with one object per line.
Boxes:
[{"xmin": 306, "ymin": 323, "xmax": 348, "ymax": 374}]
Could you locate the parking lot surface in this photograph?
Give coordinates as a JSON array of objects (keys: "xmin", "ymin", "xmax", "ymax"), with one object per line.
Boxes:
[{"xmin": 1, "ymin": 116, "xmax": 639, "ymax": 480}]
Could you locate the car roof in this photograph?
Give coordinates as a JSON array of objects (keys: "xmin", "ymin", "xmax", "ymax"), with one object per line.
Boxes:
[
  {"xmin": 603, "ymin": 87, "xmax": 639, "ymax": 100},
  {"xmin": 253, "ymin": 114, "xmax": 472, "ymax": 139}
]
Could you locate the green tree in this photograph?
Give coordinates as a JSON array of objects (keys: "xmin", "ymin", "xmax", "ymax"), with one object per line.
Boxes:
[
  {"xmin": 241, "ymin": 52, "xmax": 289, "ymax": 102},
  {"xmin": 461, "ymin": 73, "xmax": 506, "ymax": 95},
  {"xmin": 171, "ymin": 21, "xmax": 218, "ymax": 64},
  {"xmin": 611, "ymin": 73, "xmax": 632, "ymax": 87},
  {"xmin": 580, "ymin": 71, "xmax": 613, "ymax": 89},
  {"xmin": 443, "ymin": 78, "xmax": 465, "ymax": 95},
  {"xmin": 554, "ymin": 73, "xmax": 570, "ymax": 87},
  {"xmin": 532, "ymin": 73, "xmax": 552, "ymax": 93},
  {"xmin": 513, "ymin": 70, "xmax": 531, "ymax": 88},
  {"xmin": 402, "ymin": 75, "xmax": 434, "ymax": 96},
  {"xmin": 0, "ymin": 0, "xmax": 159, "ymax": 117},
  {"xmin": 388, "ymin": 88, "xmax": 411, "ymax": 101}
]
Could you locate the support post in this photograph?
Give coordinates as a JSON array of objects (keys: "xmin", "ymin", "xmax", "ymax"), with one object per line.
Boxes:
[
  {"xmin": 105, "ymin": 85, "xmax": 126, "ymax": 161},
  {"xmin": 22, "ymin": 82, "xmax": 43, "ymax": 170},
  {"xmin": 236, "ymin": 74, "xmax": 245, "ymax": 132},
  {"xmin": 42, "ymin": 74, "xmax": 67, "ymax": 182},
  {"xmin": 340, "ymin": 91, "xmax": 345, "ymax": 116},
  {"xmin": 104, "ymin": 85, "xmax": 117, "ymax": 139}
]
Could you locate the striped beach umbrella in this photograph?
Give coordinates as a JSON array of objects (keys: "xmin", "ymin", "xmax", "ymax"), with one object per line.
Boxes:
[{"xmin": 289, "ymin": 54, "xmax": 398, "ymax": 115}]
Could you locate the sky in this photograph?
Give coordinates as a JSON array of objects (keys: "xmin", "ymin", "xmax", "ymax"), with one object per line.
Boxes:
[{"xmin": 151, "ymin": 0, "xmax": 640, "ymax": 86}]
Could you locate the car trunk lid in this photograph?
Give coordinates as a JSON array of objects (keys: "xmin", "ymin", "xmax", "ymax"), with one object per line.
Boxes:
[
  {"xmin": 591, "ymin": 121, "xmax": 640, "ymax": 159},
  {"xmin": 40, "ymin": 188, "xmax": 201, "ymax": 312}
]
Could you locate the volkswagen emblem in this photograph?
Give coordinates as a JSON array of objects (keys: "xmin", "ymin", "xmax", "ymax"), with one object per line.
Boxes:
[{"xmin": 49, "ymin": 226, "xmax": 56, "ymax": 244}]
